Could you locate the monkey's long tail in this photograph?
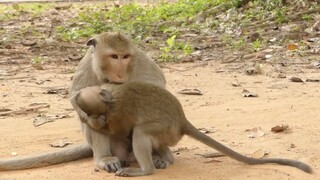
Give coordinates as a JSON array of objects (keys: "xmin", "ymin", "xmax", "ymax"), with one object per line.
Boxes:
[
  {"xmin": 184, "ymin": 121, "xmax": 313, "ymax": 174},
  {"xmin": 0, "ymin": 143, "xmax": 92, "ymax": 171}
]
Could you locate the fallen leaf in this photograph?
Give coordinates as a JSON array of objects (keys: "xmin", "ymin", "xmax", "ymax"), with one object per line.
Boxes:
[
  {"xmin": 178, "ymin": 88, "xmax": 203, "ymax": 95},
  {"xmin": 242, "ymin": 89, "xmax": 258, "ymax": 97},
  {"xmin": 172, "ymin": 147, "xmax": 189, "ymax": 153},
  {"xmin": 306, "ymin": 78, "xmax": 320, "ymax": 82},
  {"xmin": 33, "ymin": 114, "xmax": 55, "ymax": 127},
  {"xmin": 277, "ymin": 73, "xmax": 286, "ymax": 78},
  {"xmin": 265, "ymin": 54, "xmax": 272, "ymax": 59},
  {"xmin": 0, "ymin": 108, "xmax": 11, "ymax": 112},
  {"xmin": 54, "ymin": 4, "xmax": 72, "ymax": 10},
  {"xmin": 0, "ymin": 103, "xmax": 50, "ymax": 116},
  {"xmin": 68, "ymin": 54, "xmax": 83, "ymax": 61},
  {"xmin": 197, "ymin": 127, "xmax": 216, "ymax": 134},
  {"xmin": 195, "ymin": 152, "xmax": 225, "ymax": 158},
  {"xmin": 271, "ymin": 124, "xmax": 289, "ymax": 132},
  {"xmin": 22, "ymin": 40, "xmax": 37, "ymax": 46},
  {"xmin": 203, "ymin": 159, "xmax": 222, "ymax": 163},
  {"xmin": 45, "ymin": 87, "xmax": 69, "ymax": 98},
  {"xmin": 245, "ymin": 64, "xmax": 262, "ymax": 75},
  {"xmin": 231, "ymin": 81, "xmax": 241, "ymax": 87},
  {"xmin": 290, "ymin": 143, "xmax": 296, "ymax": 148},
  {"xmin": 289, "ymin": 76, "xmax": 306, "ymax": 82},
  {"xmin": 311, "ymin": 61, "xmax": 320, "ymax": 69},
  {"xmin": 33, "ymin": 114, "xmax": 70, "ymax": 127},
  {"xmin": 248, "ymin": 149, "xmax": 268, "ymax": 159},
  {"xmin": 32, "ymin": 63, "xmax": 44, "ymax": 70},
  {"xmin": 287, "ymin": 44, "xmax": 298, "ymax": 50},
  {"xmin": 49, "ymin": 139, "xmax": 72, "ymax": 148},
  {"xmin": 246, "ymin": 127, "xmax": 265, "ymax": 138}
]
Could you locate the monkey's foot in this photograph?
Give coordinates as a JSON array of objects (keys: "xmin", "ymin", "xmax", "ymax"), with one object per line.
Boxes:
[
  {"xmin": 101, "ymin": 157, "xmax": 122, "ymax": 173},
  {"xmin": 153, "ymin": 156, "xmax": 170, "ymax": 169},
  {"xmin": 115, "ymin": 167, "xmax": 154, "ymax": 177}
]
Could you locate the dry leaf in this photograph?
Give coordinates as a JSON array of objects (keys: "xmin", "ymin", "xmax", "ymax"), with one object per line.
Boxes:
[
  {"xmin": 242, "ymin": 89, "xmax": 258, "ymax": 97},
  {"xmin": 33, "ymin": 114, "xmax": 70, "ymax": 127},
  {"xmin": 289, "ymin": 77, "xmax": 306, "ymax": 82},
  {"xmin": 49, "ymin": 139, "xmax": 72, "ymax": 148},
  {"xmin": 32, "ymin": 63, "xmax": 44, "ymax": 70},
  {"xmin": 54, "ymin": 4, "xmax": 72, "ymax": 10},
  {"xmin": 306, "ymin": 78, "xmax": 320, "ymax": 82},
  {"xmin": 246, "ymin": 127, "xmax": 265, "ymax": 138},
  {"xmin": 22, "ymin": 40, "xmax": 37, "ymax": 46},
  {"xmin": 195, "ymin": 152, "xmax": 225, "ymax": 158},
  {"xmin": 287, "ymin": 44, "xmax": 298, "ymax": 50},
  {"xmin": 249, "ymin": 149, "xmax": 267, "ymax": 159},
  {"xmin": 231, "ymin": 81, "xmax": 241, "ymax": 87},
  {"xmin": 0, "ymin": 103, "xmax": 50, "ymax": 116},
  {"xmin": 68, "ymin": 54, "xmax": 83, "ymax": 61},
  {"xmin": 197, "ymin": 127, "xmax": 216, "ymax": 134},
  {"xmin": 178, "ymin": 88, "xmax": 203, "ymax": 95},
  {"xmin": 172, "ymin": 147, "xmax": 189, "ymax": 153},
  {"xmin": 271, "ymin": 124, "xmax": 289, "ymax": 132},
  {"xmin": 203, "ymin": 159, "xmax": 222, "ymax": 163},
  {"xmin": 45, "ymin": 87, "xmax": 69, "ymax": 95}
]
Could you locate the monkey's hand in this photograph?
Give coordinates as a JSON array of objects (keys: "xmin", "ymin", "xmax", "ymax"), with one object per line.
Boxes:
[
  {"xmin": 87, "ymin": 114, "xmax": 107, "ymax": 130},
  {"xmin": 78, "ymin": 110, "xmax": 89, "ymax": 124}
]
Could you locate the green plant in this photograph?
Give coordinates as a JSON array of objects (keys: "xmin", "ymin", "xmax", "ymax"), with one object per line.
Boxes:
[
  {"xmin": 275, "ymin": 8, "xmax": 288, "ymax": 23},
  {"xmin": 252, "ymin": 39, "xmax": 262, "ymax": 51},
  {"xmin": 180, "ymin": 43, "xmax": 193, "ymax": 55},
  {"xmin": 233, "ymin": 37, "xmax": 246, "ymax": 50},
  {"xmin": 32, "ymin": 56, "xmax": 43, "ymax": 64},
  {"xmin": 55, "ymin": 0, "xmax": 225, "ymax": 41},
  {"xmin": 301, "ymin": 14, "xmax": 312, "ymax": 21},
  {"xmin": 160, "ymin": 35, "xmax": 177, "ymax": 61}
]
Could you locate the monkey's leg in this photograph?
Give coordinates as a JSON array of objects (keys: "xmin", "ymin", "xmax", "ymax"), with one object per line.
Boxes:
[
  {"xmin": 83, "ymin": 124, "xmax": 121, "ymax": 173},
  {"xmin": 153, "ymin": 146, "xmax": 174, "ymax": 169},
  {"xmin": 110, "ymin": 136, "xmax": 132, "ymax": 167},
  {"xmin": 116, "ymin": 127, "xmax": 155, "ymax": 177}
]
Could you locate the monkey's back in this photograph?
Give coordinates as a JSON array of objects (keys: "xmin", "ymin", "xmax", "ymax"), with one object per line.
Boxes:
[{"xmin": 111, "ymin": 82, "xmax": 187, "ymax": 146}]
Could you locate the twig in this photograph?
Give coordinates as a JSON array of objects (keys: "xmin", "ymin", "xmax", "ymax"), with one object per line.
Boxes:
[
  {"xmin": 0, "ymin": 104, "xmax": 50, "ymax": 116},
  {"xmin": 0, "ymin": 76, "xmax": 33, "ymax": 80}
]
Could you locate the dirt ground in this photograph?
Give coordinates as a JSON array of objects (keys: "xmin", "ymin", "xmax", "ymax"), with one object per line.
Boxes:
[{"xmin": 0, "ymin": 61, "xmax": 319, "ymax": 180}]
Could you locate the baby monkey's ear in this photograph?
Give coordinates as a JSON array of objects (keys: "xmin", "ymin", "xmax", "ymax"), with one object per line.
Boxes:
[{"xmin": 100, "ymin": 89, "xmax": 112, "ymax": 103}]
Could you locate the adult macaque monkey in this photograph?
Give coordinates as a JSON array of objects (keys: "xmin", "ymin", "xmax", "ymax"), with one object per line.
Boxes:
[
  {"xmin": 0, "ymin": 32, "xmax": 166, "ymax": 171},
  {"xmin": 76, "ymin": 82, "xmax": 312, "ymax": 177}
]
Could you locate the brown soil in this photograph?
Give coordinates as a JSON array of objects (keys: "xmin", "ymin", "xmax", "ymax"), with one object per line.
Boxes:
[{"xmin": 0, "ymin": 62, "xmax": 319, "ymax": 180}]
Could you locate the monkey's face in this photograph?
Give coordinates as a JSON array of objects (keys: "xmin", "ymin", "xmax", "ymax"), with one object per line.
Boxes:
[{"xmin": 98, "ymin": 52, "xmax": 132, "ymax": 84}]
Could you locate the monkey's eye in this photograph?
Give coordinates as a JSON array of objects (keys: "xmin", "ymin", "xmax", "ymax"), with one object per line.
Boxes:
[
  {"xmin": 123, "ymin": 54, "xmax": 130, "ymax": 59},
  {"xmin": 111, "ymin": 54, "xmax": 118, "ymax": 59}
]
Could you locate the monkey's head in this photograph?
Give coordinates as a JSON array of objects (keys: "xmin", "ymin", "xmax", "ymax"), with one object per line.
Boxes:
[
  {"xmin": 76, "ymin": 86, "xmax": 111, "ymax": 116},
  {"xmin": 88, "ymin": 32, "xmax": 135, "ymax": 84}
]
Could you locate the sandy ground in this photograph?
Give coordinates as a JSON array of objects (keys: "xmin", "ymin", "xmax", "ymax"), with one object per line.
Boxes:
[{"xmin": 0, "ymin": 62, "xmax": 319, "ymax": 180}]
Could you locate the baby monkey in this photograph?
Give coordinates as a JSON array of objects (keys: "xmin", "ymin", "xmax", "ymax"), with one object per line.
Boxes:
[{"xmin": 76, "ymin": 82, "xmax": 312, "ymax": 177}]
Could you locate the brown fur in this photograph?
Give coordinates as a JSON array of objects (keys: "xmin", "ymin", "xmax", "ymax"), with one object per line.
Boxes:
[
  {"xmin": 79, "ymin": 82, "xmax": 313, "ymax": 177},
  {"xmin": 0, "ymin": 32, "xmax": 166, "ymax": 172}
]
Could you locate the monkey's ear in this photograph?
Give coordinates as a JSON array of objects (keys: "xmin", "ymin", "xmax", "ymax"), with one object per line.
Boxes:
[
  {"xmin": 100, "ymin": 89, "xmax": 112, "ymax": 103},
  {"xmin": 86, "ymin": 38, "xmax": 97, "ymax": 47}
]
